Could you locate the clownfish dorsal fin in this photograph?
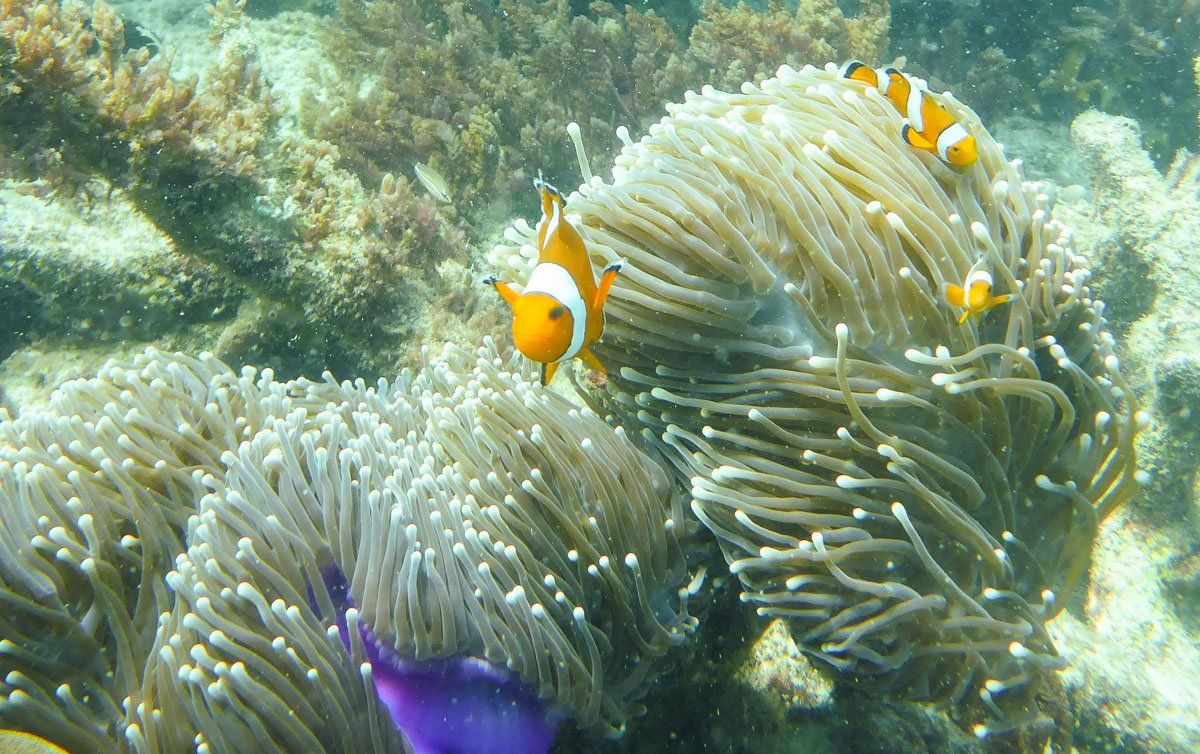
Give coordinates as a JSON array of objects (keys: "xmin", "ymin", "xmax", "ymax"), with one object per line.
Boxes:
[
  {"xmin": 534, "ymin": 175, "xmax": 563, "ymax": 221},
  {"xmin": 901, "ymin": 123, "xmax": 935, "ymax": 151},
  {"xmin": 533, "ymin": 175, "xmax": 568, "ymax": 254}
]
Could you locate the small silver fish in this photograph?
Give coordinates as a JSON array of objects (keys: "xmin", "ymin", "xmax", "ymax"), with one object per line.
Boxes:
[{"xmin": 413, "ymin": 162, "xmax": 452, "ymax": 203}]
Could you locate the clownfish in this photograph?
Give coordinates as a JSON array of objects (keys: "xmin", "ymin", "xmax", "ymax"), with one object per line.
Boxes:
[
  {"xmin": 484, "ymin": 179, "xmax": 623, "ymax": 385},
  {"xmin": 841, "ymin": 61, "xmax": 978, "ymax": 167},
  {"xmin": 945, "ymin": 264, "xmax": 1013, "ymax": 324}
]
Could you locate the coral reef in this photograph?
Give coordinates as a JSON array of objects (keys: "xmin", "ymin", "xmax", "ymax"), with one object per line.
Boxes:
[
  {"xmin": 682, "ymin": 0, "xmax": 888, "ymax": 94},
  {"xmin": 0, "ymin": 342, "xmax": 695, "ymax": 751},
  {"xmin": 733, "ymin": 618, "xmax": 833, "ymax": 718},
  {"xmin": 2, "ymin": 0, "xmax": 1196, "ymax": 750},
  {"xmin": 1068, "ymin": 109, "xmax": 1200, "ymax": 515},
  {"xmin": 491, "ymin": 62, "xmax": 1143, "ymax": 742},
  {"xmin": 889, "ymin": 0, "xmax": 1200, "ymax": 161},
  {"xmin": 0, "ymin": 184, "xmax": 242, "ymax": 360},
  {"xmin": 0, "ymin": 0, "xmax": 896, "ymax": 384},
  {"xmin": 1050, "ymin": 512, "xmax": 1200, "ymax": 754},
  {"xmin": 305, "ymin": 0, "xmax": 888, "ymax": 222},
  {"xmin": 1037, "ymin": 104, "xmax": 1200, "ymax": 753},
  {"xmin": 0, "ymin": 0, "xmax": 473, "ymax": 379}
]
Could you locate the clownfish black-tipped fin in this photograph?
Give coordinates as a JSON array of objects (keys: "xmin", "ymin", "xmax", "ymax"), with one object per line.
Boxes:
[
  {"xmin": 594, "ymin": 260, "xmax": 624, "ymax": 312},
  {"xmin": 533, "ymin": 174, "xmax": 562, "ymax": 200},
  {"xmin": 541, "ymin": 361, "xmax": 560, "ymax": 386},
  {"xmin": 534, "ymin": 174, "xmax": 564, "ymax": 222},
  {"xmin": 901, "ymin": 123, "xmax": 935, "ymax": 152},
  {"xmin": 484, "ymin": 276, "xmax": 519, "ymax": 308}
]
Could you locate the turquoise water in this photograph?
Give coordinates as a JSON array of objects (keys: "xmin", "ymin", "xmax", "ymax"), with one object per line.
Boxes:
[{"xmin": 0, "ymin": 1, "xmax": 1197, "ymax": 752}]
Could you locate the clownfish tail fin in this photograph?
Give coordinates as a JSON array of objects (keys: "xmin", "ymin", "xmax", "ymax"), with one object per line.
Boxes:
[
  {"xmin": 594, "ymin": 260, "xmax": 624, "ymax": 312},
  {"xmin": 901, "ymin": 123, "xmax": 935, "ymax": 152}
]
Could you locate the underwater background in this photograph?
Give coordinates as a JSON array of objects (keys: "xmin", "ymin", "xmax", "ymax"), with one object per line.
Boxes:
[{"xmin": 0, "ymin": 0, "xmax": 1198, "ymax": 752}]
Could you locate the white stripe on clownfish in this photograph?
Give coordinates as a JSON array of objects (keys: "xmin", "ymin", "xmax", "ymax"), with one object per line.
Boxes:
[
  {"xmin": 905, "ymin": 82, "xmax": 925, "ymax": 133},
  {"xmin": 936, "ymin": 122, "xmax": 970, "ymax": 163},
  {"xmin": 873, "ymin": 67, "xmax": 890, "ymax": 95},
  {"xmin": 541, "ymin": 195, "xmax": 561, "ymax": 252},
  {"xmin": 964, "ymin": 267, "xmax": 993, "ymax": 290},
  {"xmin": 522, "ymin": 262, "xmax": 588, "ymax": 361}
]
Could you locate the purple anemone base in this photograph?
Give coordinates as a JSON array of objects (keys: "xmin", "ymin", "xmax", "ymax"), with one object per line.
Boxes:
[{"xmin": 321, "ymin": 565, "xmax": 560, "ymax": 754}]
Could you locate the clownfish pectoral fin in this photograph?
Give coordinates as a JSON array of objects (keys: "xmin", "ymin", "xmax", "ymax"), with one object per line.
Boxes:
[
  {"xmin": 594, "ymin": 261, "xmax": 624, "ymax": 312},
  {"xmin": 578, "ymin": 346, "xmax": 606, "ymax": 375},
  {"xmin": 958, "ymin": 309, "xmax": 972, "ymax": 325},
  {"xmin": 989, "ymin": 293, "xmax": 1014, "ymax": 309},
  {"xmin": 945, "ymin": 283, "xmax": 965, "ymax": 308},
  {"xmin": 901, "ymin": 123, "xmax": 936, "ymax": 152},
  {"xmin": 541, "ymin": 361, "xmax": 560, "ymax": 386},
  {"xmin": 483, "ymin": 276, "xmax": 519, "ymax": 309}
]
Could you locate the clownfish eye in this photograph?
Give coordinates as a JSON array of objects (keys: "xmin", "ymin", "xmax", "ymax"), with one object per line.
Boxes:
[
  {"xmin": 949, "ymin": 146, "xmax": 960, "ymax": 154},
  {"xmin": 548, "ymin": 306, "xmax": 565, "ymax": 320}
]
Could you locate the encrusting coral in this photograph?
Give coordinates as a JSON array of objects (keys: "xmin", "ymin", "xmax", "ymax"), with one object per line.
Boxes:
[
  {"xmin": 491, "ymin": 62, "xmax": 1144, "ymax": 739},
  {"xmin": 0, "ymin": 342, "xmax": 695, "ymax": 751}
]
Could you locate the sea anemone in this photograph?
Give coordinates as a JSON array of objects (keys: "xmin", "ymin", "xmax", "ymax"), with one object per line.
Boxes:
[
  {"xmin": 0, "ymin": 342, "xmax": 696, "ymax": 752},
  {"xmin": 490, "ymin": 62, "xmax": 1144, "ymax": 733}
]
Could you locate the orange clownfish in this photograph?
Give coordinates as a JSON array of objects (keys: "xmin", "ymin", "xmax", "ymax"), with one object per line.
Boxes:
[
  {"xmin": 945, "ymin": 265, "xmax": 1013, "ymax": 324},
  {"xmin": 841, "ymin": 61, "xmax": 978, "ymax": 167},
  {"xmin": 484, "ymin": 179, "xmax": 623, "ymax": 385}
]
